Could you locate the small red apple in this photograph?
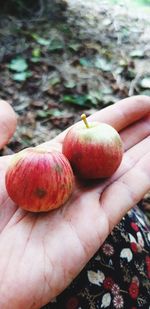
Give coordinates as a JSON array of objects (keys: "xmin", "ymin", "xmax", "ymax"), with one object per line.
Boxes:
[
  {"xmin": 5, "ymin": 147, "xmax": 74, "ymax": 212},
  {"xmin": 62, "ymin": 114, "xmax": 123, "ymax": 179}
]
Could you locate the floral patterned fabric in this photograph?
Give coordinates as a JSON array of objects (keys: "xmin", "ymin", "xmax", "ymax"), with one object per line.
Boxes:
[{"xmin": 43, "ymin": 206, "xmax": 150, "ymax": 309}]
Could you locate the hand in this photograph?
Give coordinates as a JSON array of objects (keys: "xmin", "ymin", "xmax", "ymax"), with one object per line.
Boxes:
[{"xmin": 0, "ymin": 96, "xmax": 150, "ymax": 308}]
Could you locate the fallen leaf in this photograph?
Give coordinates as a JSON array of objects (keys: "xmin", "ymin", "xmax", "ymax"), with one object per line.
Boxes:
[
  {"xmin": 8, "ymin": 57, "xmax": 28, "ymax": 72},
  {"xmin": 21, "ymin": 128, "xmax": 34, "ymax": 139},
  {"xmin": 48, "ymin": 109, "xmax": 63, "ymax": 117},
  {"xmin": 31, "ymin": 57, "xmax": 41, "ymax": 63},
  {"xmin": 36, "ymin": 109, "xmax": 62, "ymax": 118},
  {"xmin": 95, "ymin": 57, "xmax": 112, "ymax": 72},
  {"xmin": 86, "ymin": 90, "xmax": 102, "ymax": 105},
  {"xmin": 32, "ymin": 34, "xmax": 50, "ymax": 46},
  {"xmin": 62, "ymin": 95, "xmax": 86, "ymax": 106},
  {"xmin": 36, "ymin": 110, "xmax": 49, "ymax": 118},
  {"xmin": 64, "ymin": 80, "xmax": 76, "ymax": 88},
  {"xmin": 49, "ymin": 39, "xmax": 64, "ymax": 51},
  {"xmin": 102, "ymin": 18, "xmax": 112, "ymax": 26},
  {"xmin": 130, "ymin": 49, "xmax": 144, "ymax": 58},
  {"xmin": 140, "ymin": 77, "xmax": 150, "ymax": 89},
  {"xmin": 79, "ymin": 57, "xmax": 93, "ymax": 67},
  {"xmin": 32, "ymin": 47, "xmax": 41, "ymax": 58},
  {"xmin": 69, "ymin": 42, "xmax": 81, "ymax": 51},
  {"xmin": 14, "ymin": 101, "xmax": 30, "ymax": 111},
  {"xmin": 62, "ymin": 95, "xmax": 90, "ymax": 107},
  {"xmin": 101, "ymin": 87, "xmax": 113, "ymax": 95},
  {"xmin": 12, "ymin": 71, "xmax": 32, "ymax": 81},
  {"xmin": 49, "ymin": 76, "xmax": 61, "ymax": 86},
  {"xmin": 31, "ymin": 100, "xmax": 44, "ymax": 107}
]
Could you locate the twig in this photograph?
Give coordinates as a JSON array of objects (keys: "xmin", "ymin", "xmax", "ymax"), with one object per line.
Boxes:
[{"xmin": 128, "ymin": 71, "xmax": 141, "ymax": 96}]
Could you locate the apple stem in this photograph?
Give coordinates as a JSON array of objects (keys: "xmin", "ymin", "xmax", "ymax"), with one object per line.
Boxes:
[{"xmin": 81, "ymin": 114, "xmax": 89, "ymax": 128}]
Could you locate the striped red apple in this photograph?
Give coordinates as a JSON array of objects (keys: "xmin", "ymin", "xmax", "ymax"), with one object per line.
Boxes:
[
  {"xmin": 62, "ymin": 114, "xmax": 123, "ymax": 179},
  {"xmin": 5, "ymin": 147, "xmax": 74, "ymax": 212}
]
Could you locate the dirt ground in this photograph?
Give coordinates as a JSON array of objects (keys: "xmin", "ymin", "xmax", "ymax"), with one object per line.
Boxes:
[{"xmin": 0, "ymin": 0, "xmax": 150, "ymax": 215}]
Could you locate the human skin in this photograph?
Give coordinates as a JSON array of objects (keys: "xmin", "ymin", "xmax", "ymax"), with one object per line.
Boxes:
[
  {"xmin": 0, "ymin": 99, "xmax": 17, "ymax": 148},
  {"xmin": 0, "ymin": 96, "xmax": 149, "ymax": 308}
]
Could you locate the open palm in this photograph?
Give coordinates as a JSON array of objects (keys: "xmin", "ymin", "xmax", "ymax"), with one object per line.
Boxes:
[{"xmin": 0, "ymin": 96, "xmax": 150, "ymax": 309}]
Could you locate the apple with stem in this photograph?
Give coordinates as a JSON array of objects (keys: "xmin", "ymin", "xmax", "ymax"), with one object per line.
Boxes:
[
  {"xmin": 5, "ymin": 147, "xmax": 74, "ymax": 212},
  {"xmin": 62, "ymin": 114, "xmax": 123, "ymax": 179}
]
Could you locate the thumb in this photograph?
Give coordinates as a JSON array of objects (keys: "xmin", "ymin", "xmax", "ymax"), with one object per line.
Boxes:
[{"xmin": 0, "ymin": 100, "xmax": 17, "ymax": 149}]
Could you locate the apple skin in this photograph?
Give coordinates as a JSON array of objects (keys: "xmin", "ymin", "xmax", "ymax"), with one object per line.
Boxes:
[
  {"xmin": 5, "ymin": 147, "xmax": 74, "ymax": 212},
  {"xmin": 62, "ymin": 121, "xmax": 123, "ymax": 179}
]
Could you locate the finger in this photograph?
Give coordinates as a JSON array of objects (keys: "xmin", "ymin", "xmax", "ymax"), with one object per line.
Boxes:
[
  {"xmin": 120, "ymin": 113, "xmax": 150, "ymax": 151},
  {"xmin": 40, "ymin": 106, "xmax": 150, "ymax": 155},
  {"xmin": 0, "ymin": 156, "xmax": 18, "ymax": 232},
  {"xmin": 0, "ymin": 100, "xmax": 17, "ymax": 149},
  {"xmin": 88, "ymin": 135, "xmax": 150, "ymax": 194},
  {"xmin": 89, "ymin": 95, "xmax": 150, "ymax": 130},
  {"xmin": 101, "ymin": 151, "xmax": 150, "ymax": 231},
  {"xmin": 110, "ymin": 135, "xmax": 150, "ymax": 184},
  {"xmin": 63, "ymin": 136, "xmax": 150, "ymax": 213},
  {"xmin": 54, "ymin": 95, "xmax": 150, "ymax": 143}
]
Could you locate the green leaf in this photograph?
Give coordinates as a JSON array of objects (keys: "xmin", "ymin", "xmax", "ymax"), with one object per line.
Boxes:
[
  {"xmin": 64, "ymin": 80, "xmax": 76, "ymax": 88},
  {"xmin": 79, "ymin": 57, "xmax": 93, "ymax": 68},
  {"xmin": 32, "ymin": 47, "xmax": 41, "ymax": 58},
  {"xmin": 36, "ymin": 110, "xmax": 48, "ymax": 118},
  {"xmin": 36, "ymin": 109, "xmax": 62, "ymax": 118},
  {"xmin": 31, "ymin": 57, "xmax": 41, "ymax": 63},
  {"xmin": 48, "ymin": 109, "xmax": 63, "ymax": 117},
  {"xmin": 49, "ymin": 76, "xmax": 61, "ymax": 86},
  {"xmin": 8, "ymin": 58, "xmax": 28, "ymax": 72},
  {"xmin": 32, "ymin": 34, "xmax": 50, "ymax": 46},
  {"xmin": 86, "ymin": 90, "xmax": 102, "ymax": 105},
  {"xmin": 12, "ymin": 71, "xmax": 32, "ymax": 81},
  {"xmin": 37, "ymin": 38, "xmax": 50, "ymax": 46},
  {"xmin": 62, "ymin": 95, "xmax": 88, "ymax": 106},
  {"xmin": 95, "ymin": 57, "xmax": 112, "ymax": 72},
  {"xmin": 61, "ymin": 24, "xmax": 71, "ymax": 34},
  {"xmin": 49, "ymin": 39, "xmax": 64, "ymax": 51},
  {"xmin": 69, "ymin": 42, "xmax": 81, "ymax": 51},
  {"xmin": 62, "ymin": 93, "xmax": 100, "ymax": 107}
]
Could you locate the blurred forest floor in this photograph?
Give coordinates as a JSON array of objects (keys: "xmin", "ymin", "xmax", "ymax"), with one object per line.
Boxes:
[{"xmin": 0, "ymin": 0, "xmax": 150, "ymax": 216}]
